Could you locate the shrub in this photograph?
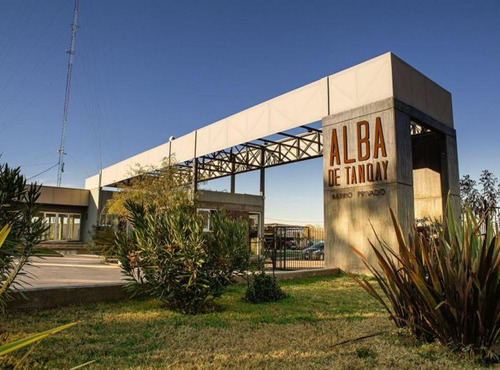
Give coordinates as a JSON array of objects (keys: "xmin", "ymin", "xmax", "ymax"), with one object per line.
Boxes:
[
  {"xmin": 350, "ymin": 200, "xmax": 500, "ymax": 355},
  {"xmin": 87, "ymin": 225, "xmax": 118, "ymax": 259},
  {"xmin": 0, "ymin": 163, "xmax": 46, "ymax": 312},
  {"xmin": 244, "ymin": 272, "xmax": 287, "ymax": 304},
  {"xmin": 116, "ymin": 202, "xmax": 249, "ymax": 314},
  {"xmin": 105, "ymin": 157, "xmax": 193, "ymax": 220}
]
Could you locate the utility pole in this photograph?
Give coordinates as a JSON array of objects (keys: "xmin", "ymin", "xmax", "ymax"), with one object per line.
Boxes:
[{"xmin": 57, "ymin": 0, "xmax": 80, "ymax": 187}]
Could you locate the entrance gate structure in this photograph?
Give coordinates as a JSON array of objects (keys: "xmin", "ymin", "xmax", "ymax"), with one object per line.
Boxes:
[{"xmin": 84, "ymin": 53, "xmax": 459, "ymax": 272}]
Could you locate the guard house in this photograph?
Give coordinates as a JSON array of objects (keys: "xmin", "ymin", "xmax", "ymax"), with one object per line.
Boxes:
[
  {"xmin": 36, "ymin": 186, "xmax": 89, "ymax": 246},
  {"xmin": 80, "ymin": 52, "xmax": 458, "ymax": 272},
  {"xmin": 35, "ymin": 185, "xmax": 263, "ymax": 253}
]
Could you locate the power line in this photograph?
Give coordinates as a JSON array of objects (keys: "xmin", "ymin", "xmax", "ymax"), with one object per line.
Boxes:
[
  {"xmin": 19, "ymin": 162, "xmax": 56, "ymax": 167},
  {"xmin": 27, "ymin": 163, "xmax": 58, "ymax": 181}
]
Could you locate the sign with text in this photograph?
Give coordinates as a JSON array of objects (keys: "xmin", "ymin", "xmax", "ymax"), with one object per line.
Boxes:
[{"xmin": 327, "ymin": 117, "xmax": 390, "ymax": 187}]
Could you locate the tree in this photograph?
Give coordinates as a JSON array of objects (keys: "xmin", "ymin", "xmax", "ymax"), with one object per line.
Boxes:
[
  {"xmin": 479, "ymin": 170, "xmax": 499, "ymax": 213},
  {"xmin": 105, "ymin": 158, "xmax": 193, "ymax": 220},
  {"xmin": 0, "ymin": 163, "xmax": 46, "ymax": 312},
  {"xmin": 460, "ymin": 169, "xmax": 500, "ymax": 230},
  {"xmin": 91, "ymin": 158, "xmax": 194, "ymax": 257},
  {"xmin": 106, "ymin": 158, "xmax": 250, "ymax": 313},
  {"xmin": 459, "ymin": 174, "xmax": 480, "ymax": 213}
]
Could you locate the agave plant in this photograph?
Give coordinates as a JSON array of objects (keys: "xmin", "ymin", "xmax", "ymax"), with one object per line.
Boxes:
[
  {"xmin": 0, "ymin": 322, "xmax": 80, "ymax": 368},
  {"xmin": 350, "ymin": 199, "xmax": 500, "ymax": 353},
  {"xmin": 0, "ymin": 322, "xmax": 78, "ymax": 357}
]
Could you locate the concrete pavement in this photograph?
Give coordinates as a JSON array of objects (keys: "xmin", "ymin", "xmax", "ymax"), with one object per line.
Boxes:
[
  {"xmin": 20, "ymin": 254, "xmax": 126, "ymax": 289},
  {"xmin": 8, "ymin": 254, "xmax": 339, "ymax": 310}
]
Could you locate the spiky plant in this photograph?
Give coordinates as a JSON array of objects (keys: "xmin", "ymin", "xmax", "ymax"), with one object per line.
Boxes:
[
  {"xmin": 0, "ymin": 163, "xmax": 47, "ymax": 313},
  {"xmin": 350, "ymin": 200, "xmax": 500, "ymax": 354},
  {"xmin": 116, "ymin": 202, "xmax": 249, "ymax": 314}
]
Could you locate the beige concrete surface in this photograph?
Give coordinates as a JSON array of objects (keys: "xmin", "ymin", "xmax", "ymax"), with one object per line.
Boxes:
[
  {"xmin": 38, "ymin": 185, "xmax": 90, "ymax": 206},
  {"xmin": 87, "ymin": 52, "xmax": 454, "ymax": 189},
  {"xmin": 322, "ymin": 95, "xmax": 458, "ymax": 273},
  {"xmin": 19, "ymin": 255, "xmax": 333, "ymax": 291},
  {"xmin": 20, "ymin": 255, "xmax": 125, "ymax": 289}
]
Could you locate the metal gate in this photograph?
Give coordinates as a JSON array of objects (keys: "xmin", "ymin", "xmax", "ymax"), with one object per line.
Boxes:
[{"xmin": 263, "ymin": 225, "xmax": 324, "ymax": 271}]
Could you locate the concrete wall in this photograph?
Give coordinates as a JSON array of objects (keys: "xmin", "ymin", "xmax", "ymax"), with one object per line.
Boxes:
[
  {"xmin": 412, "ymin": 132, "xmax": 444, "ymax": 220},
  {"xmin": 36, "ymin": 186, "xmax": 90, "ymax": 242},
  {"xmin": 198, "ymin": 190, "xmax": 264, "ymax": 213},
  {"xmin": 82, "ymin": 188, "xmax": 100, "ymax": 243},
  {"xmin": 79, "ymin": 189, "xmax": 264, "ymax": 243},
  {"xmin": 38, "ymin": 186, "xmax": 89, "ymax": 206}
]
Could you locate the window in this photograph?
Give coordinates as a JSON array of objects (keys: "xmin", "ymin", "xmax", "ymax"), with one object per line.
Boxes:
[
  {"xmin": 249, "ymin": 213, "xmax": 261, "ymax": 255},
  {"xmin": 99, "ymin": 213, "xmax": 118, "ymax": 227},
  {"xmin": 249, "ymin": 213, "xmax": 261, "ymax": 238},
  {"xmin": 38, "ymin": 212, "xmax": 81, "ymax": 241},
  {"xmin": 68, "ymin": 214, "xmax": 81, "ymax": 240},
  {"xmin": 197, "ymin": 209, "xmax": 213, "ymax": 232}
]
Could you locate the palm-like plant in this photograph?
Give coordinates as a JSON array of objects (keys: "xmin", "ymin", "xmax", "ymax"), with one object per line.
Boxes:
[
  {"xmin": 0, "ymin": 163, "xmax": 47, "ymax": 312},
  {"xmin": 350, "ymin": 199, "xmax": 500, "ymax": 354}
]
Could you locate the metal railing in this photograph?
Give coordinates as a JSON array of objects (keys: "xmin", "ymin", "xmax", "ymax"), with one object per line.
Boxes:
[{"xmin": 263, "ymin": 225, "xmax": 324, "ymax": 271}]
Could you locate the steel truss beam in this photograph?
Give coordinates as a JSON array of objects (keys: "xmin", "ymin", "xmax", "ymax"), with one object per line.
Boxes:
[
  {"xmin": 111, "ymin": 119, "xmax": 431, "ymax": 188},
  {"xmin": 112, "ymin": 120, "xmax": 431, "ymax": 188},
  {"xmin": 181, "ymin": 126, "xmax": 323, "ymax": 183}
]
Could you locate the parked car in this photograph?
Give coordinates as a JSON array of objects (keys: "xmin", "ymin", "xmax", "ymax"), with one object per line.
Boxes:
[
  {"xmin": 273, "ymin": 236, "xmax": 297, "ymax": 250},
  {"xmin": 301, "ymin": 242, "xmax": 324, "ymax": 260},
  {"xmin": 284, "ymin": 237, "xmax": 298, "ymax": 250}
]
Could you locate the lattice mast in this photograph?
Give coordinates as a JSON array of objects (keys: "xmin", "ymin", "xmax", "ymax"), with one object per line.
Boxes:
[{"xmin": 57, "ymin": 0, "xmax": 80, "ymax": 187}]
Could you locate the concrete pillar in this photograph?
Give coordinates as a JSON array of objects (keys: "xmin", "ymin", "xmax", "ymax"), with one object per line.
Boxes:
[
  {"xmin": 441, "ymin": 133, "xmax": 461, "ymax": 219},
  {"xmin": 323, "ymin": 97, "xmax": 459, "ymax": 273},
  {"xmin": 323, "ymin": 98, "xmax": 412, "ymax": 272},
  {"xmin": 82, "ymin": 187, "xmax": 100, "ymax": 243}
]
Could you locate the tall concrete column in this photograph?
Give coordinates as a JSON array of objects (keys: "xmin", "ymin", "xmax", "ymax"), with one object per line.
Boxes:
[
  {"xmin": 323, "ymin": 98, "xmax": 412, "ymax": 272},
  {"xmin": 82, "ymin": 170, "xmax": 102, "ymax": 243},
  {"xmin": 323, "ymin": 96, "xmax": 459, "ymax": 273},
  {"xmin": 441, "ymin": 133, "xmax": 460, "ymax": 219}
]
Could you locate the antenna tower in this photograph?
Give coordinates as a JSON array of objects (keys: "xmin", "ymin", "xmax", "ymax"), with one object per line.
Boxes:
[{"xmin": 57, "ymin": 0, "xmax": 80, "ymax": 187}]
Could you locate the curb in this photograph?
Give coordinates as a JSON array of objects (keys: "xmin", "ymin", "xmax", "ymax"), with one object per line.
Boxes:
[
  {"xmin": 8, "ymin": 283, "xmax": 127, "ymax": 311},
  {"xmin": 7, "ymin": 268, "xmax": 341, "ymax": 311}
]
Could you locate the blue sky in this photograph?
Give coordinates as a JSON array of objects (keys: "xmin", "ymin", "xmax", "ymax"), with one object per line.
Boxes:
[{"xmin": 1, "ymin": 0, "xmax": 499, "ymax": 225}]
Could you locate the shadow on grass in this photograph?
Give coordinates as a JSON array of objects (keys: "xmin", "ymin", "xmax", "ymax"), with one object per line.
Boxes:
[{"xmin": 0, "ymin": 274, "xmax": 484, "ymax": 369}]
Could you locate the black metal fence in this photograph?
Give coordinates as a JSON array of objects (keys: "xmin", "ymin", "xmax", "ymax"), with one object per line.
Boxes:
[{"xmin": 263, "ymin": 225, "xmax": 324, "ymax": 271}]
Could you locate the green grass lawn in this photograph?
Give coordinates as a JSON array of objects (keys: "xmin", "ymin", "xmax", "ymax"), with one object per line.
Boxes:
[{"xmin": 0, "ymin": 275, "xmax": 485, "ymax": 369}]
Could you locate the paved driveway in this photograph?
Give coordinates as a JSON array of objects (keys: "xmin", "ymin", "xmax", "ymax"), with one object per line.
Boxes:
[{"xmin": 20, "ymin": 254, "xmax": 126, "ymax": 289}]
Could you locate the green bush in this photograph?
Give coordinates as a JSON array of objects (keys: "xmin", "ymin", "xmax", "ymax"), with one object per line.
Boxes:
[
  {"xmin": 88, "ymin": 225, "xmax": 118, "ymax": 259},
  {"xmin": 350, "ymin": 200, "xmax": 500, "ymax": 355},
  {"xmin": 116, "ymin": 202, "xmax": 249, "ymax": 314},
  {"xmin": 0, "ymin": 163, "xmax": 46, "ymax": 312},
  {"xmin": 244, "ymin": 272, "xmax": 287, "ymax": 303}
]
